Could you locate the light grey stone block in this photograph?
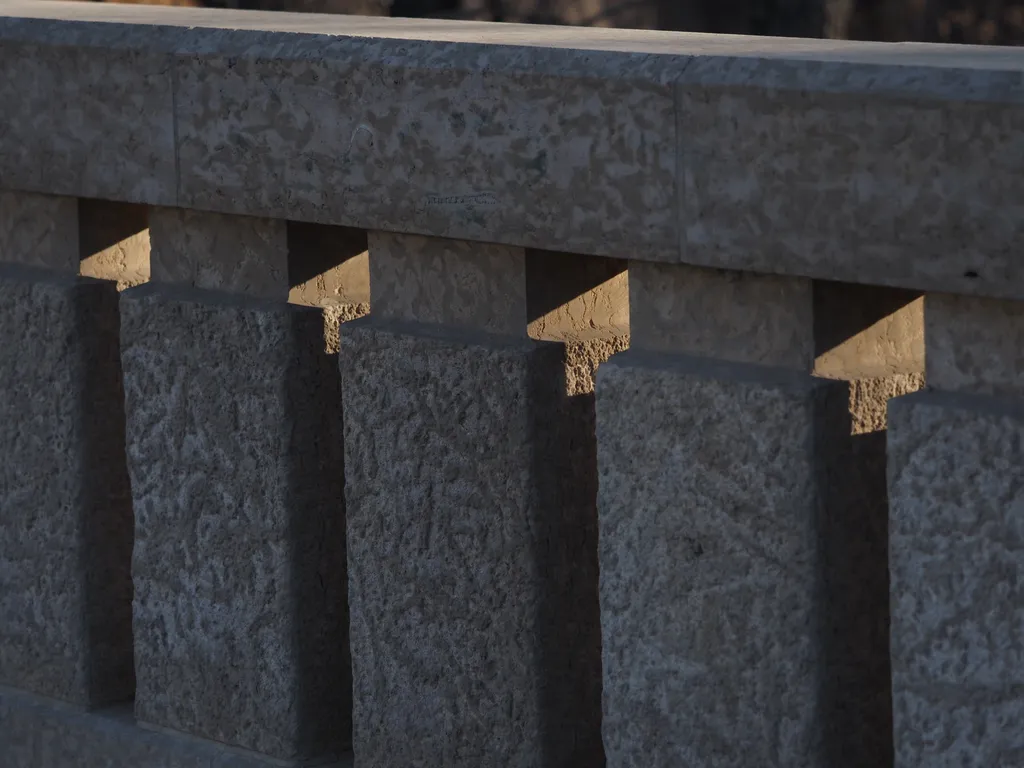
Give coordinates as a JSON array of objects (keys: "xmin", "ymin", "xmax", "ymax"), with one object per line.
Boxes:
[
  {"xmin": 340, "ymin": 317, "xmax": 603, "ymax": 768},
  {"xmin": 3, "ymin": 3, "xmax": 1024, "ymax": 300},
  {"xmin": 119, "ymin": 285, "xmax": 349, "ymax": 763},
  {"xmin": 369, "ymin": 232, "xmax": 527, "ymax": 336},
  {"xmin": 891, "ymin": 685, "xmax": 1024, "ymax": 768},
  {"xmin": 889, "ymin": 391, "xmax": 1024, "ymax": 768},
  {"xmin": 0, "ymin": 17, "xmax": 178, "ymax": 204},
  {"xmin": 149, "ymin": 209, "xmax": 287, "ymax": 300},
  {"xmin": 172, "ymin": 32, "xmax": 681, "ymax": 261},
  {"xmin": 628, "ymin": 261, "xmax": 813, "ymax": 366},
  {"xmin": 677, "ymin": 61, "xmax": 1024, "ymax": 301},
  {"xmin": 0, "ymin": 266, "xmax": 134, "ymax": 708},
  {"xmin": 924, "ymin": 292, "xmax": 1024, "ymax": 397},
  {"xmin": 3, "ymin": 3, "xmax": 1024, "ymax": 298},
  {"xmin": 0, "ymin": 686, "xmax": 355, "ymax": 768},
  {"xmin": 0, "ymin": 192, "xmax": 79, "ymax": 272},
  {"xmin": 596, "ymin": 350, "xmax": 854, "ymax": 768}
]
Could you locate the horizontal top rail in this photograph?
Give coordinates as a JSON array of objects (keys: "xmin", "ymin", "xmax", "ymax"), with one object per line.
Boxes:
[{"xmin": 2, "ymin": 0, "xmax": 1023, "ymax": 299}]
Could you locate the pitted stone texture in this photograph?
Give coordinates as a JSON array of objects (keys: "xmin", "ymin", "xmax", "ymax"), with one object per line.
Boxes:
[
  {"xmin": 564, "ymin": 335, "xmax": 630, "ymax": 396},
  {"xmin": 174, "ymin": 33, "xmax": 680, "ymax": 260},
  {"xmin": 0, "ymin": 266, "xmax": 134, "ymax": 707},
  {"xmin": 7, "ymin": 5, "xmax": 1024, "ymax": 298},
  {"xmin": 149, "ymin": 209, "xmax": 288, "ymax": 299},
  {"xmin": 0, "ymin": 18, "xmax": 177, "ymax": 204},
  {"xmin": 79, "ymin": 199, "xmax": 151, "ymax": 290},
  {"xmin": 340, "ymin": 318, "xmax": 603, "ymax": 768},
  {"xmin": 677, "ymin": 67, "xmax": 1024, "ymax": 301},
  {"xmin": 120, "ymin": 285, "xmax": 349, "ymax": 762},
  {"xmin": 891, "ymin": 686, "xmax": 1024, "ymax": 768},
  {"xmin": 925, "ymin": 293, "xmax": 1024, "ymax": 397},
  {"xmin": 847, "ymin": 373, "xmax": 926, "ymax": 435},
  {"xmin": 0, "ymin": 687, "xmax": 355, "ymax": 768},
  {"xmin": 0, "ymin": 192, "xmax": 78, "ymax": 272},
  {"xmin": 889, "ymin": 391, "xmax": 1024, "ymax": 767},
  {"xmin": 323, "ymin": 303, "xmax": 370, "ymax": 355},
  {"xmin": 369, "ymin": 232, "xmax": 527, "ymax": 335},
  {"xmin": 629, "ymin": 262, "xmax": 814, "ymax": 368},
  {"xmin": 596, "ymin": 351, "xmax": 851, "ymax": 768}
]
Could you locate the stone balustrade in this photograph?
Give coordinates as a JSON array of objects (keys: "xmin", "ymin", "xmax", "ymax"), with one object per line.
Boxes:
[{"xmin": 0, "ymin": 2, "xmax": 1021, "ymax": 766}]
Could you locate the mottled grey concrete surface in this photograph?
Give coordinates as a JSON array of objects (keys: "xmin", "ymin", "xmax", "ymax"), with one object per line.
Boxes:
[
  {"xmin": 924, "ymin": 293, "xmax": 1024, "ymax": 397},
  {"xmin": 0, "ymin": 686, "xmax": 354, "ymax": 768},
  {"xmin": 171, "ymin": 30, "xmax": 679, "ymax": 261},
  {"xmin": 0, "ymin": 192, "xmax": 79, "ymax": 272},
  {"xmin": 0, "ymin": 266, "xmax": 134, "ymax": 709},
  {"xmin": 369, "ymin": 232, "xmax": 528, "ymax": 335},
  {"xmin": 629, "ymin": 262, "xmax": 813, "ymax": 367},
  {"xmin": 676, "ymin": 64, "xmax": 1024, "ymax": 300},
  {"xmin": 120, "ymin": 284, "xmax": 349, "ymax": 763},
  {"xmin": 595, "ymin": 349, "xmax": 889, "ymax": 768},
  {"xmin": 889, "ymin": 391, "xmax": 1024, "ymax": 768},
  {"xmin": 150, "ymin": 208, "xmax": 288, "ymax": 300},
  {"xmin": 340, "ymin": 317, "xmax": 602, "ymax": 768},
  {"xmin": 0, "ymin": 15, "xmax": 178, "ymax": 204},
  {"xmin": 4, "ymin": 2, "xmax": 1024, "ymax": 297}
]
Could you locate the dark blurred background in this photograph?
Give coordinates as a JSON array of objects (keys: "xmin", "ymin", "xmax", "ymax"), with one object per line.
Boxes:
[{"xmin": 90, "ymin": 0, "xmax": 1024, "ymax": 45}]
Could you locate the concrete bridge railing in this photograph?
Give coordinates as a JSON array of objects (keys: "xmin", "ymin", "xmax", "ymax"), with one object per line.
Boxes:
[{"xmin": 0, "ymin": 2, "xmax": 1021, "ymax": 765}]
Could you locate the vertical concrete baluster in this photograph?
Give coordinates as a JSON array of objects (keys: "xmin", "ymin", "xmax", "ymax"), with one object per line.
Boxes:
[
  {"xmin": 889, "ymin": 293, "xmax": 1024, "ymax": 767},
  {"xmin": 0, "ymin": 191, "xmax": 135, "ymax": 708},
  {"xmin": 341, "ymin": 233, "xmax": 625, "ymax": 768},
  {"xmin": 120, "ymin": 208, "xmax": 351, "ymax": 763},
  {"xmin": 597, "ymin": 263, "xmax": 926, "ymax": 767}
]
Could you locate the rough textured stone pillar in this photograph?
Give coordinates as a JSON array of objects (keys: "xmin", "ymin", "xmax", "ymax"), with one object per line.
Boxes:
[
  {"xmin": 889, "ymin": 292, "xmax": 1024, "ymax": 767},
  {"xmin": 597, "ymin": 264, "xmax": 923, "ymax": 767},
  {"xmin": 121, "ymin": 209, "xmax": 350, "ymax": 764},
  {"xmin": 341, "ymin": 232, "xmax": 624, "ymax": 768},
  {"xmin": 0, "ymin": 191, "xmax": 134, "ymax": 708}
]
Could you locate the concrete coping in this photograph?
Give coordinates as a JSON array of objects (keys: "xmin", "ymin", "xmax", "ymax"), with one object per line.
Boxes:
[{"xmin": 1, "ymin": 0, "xmax": 1023, "ymax": 300}]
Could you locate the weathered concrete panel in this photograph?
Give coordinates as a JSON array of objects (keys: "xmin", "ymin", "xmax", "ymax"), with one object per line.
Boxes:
[
  {"xmin": 924, "ymin": 292, "xmax": 1024, "ymax": 397},
  {"xmin": 0, "ymin": 267, "xmax": 134, "ymax": 708},
  {"xmin": 596, "ymin": 350, "xmax": 845, "ymax": 768},
  {"xmin": 629, "ymin": 261, "xmax": 813, "ymax": 366},
  {"xmin": 677, "ymin": 59, "xmax": 1024, "ymax": 300},
  {"xmin": 889, "ymin": 391, "xmax": 1024, "ymax": 768},
  {"xmin": 0, "ymin": 192, "xmax": 79, "ymax": 272},
  {"xmin": 369, "ymin": 232, "xmax": 528, "ymax": 336},
  {"xmin": 3, "ymin": 4, "xmax": 1024, "ymax": 298},
  {"xmin": 0, "ymin": 17, "xmax": 178, "ymax": 204},
  {"xmin": 149, "ymin": 209, "xmax": 288, "ymax": 300},
  {"xmin": 172, "ymin": 31, "xmax": 681, "ymax": 260},
  {"xmin": 340, "ymin": 318, "xmax": 602, "ymax": 768},
  {"xmin": 120, "ymin": 285, "xmax": 349, "ymax": 763}
]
